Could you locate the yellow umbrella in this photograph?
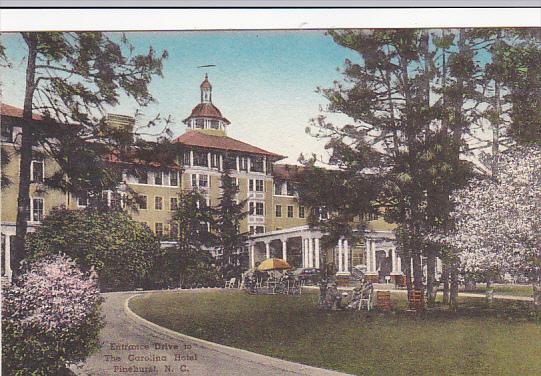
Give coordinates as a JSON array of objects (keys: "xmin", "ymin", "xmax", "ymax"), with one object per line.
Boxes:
[{"xmin": 257, "ymin": 258, "xmax": 291, "ymax": 271}]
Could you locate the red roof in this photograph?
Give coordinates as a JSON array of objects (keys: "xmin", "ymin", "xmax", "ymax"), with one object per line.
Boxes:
[
  {"xmin": 183, "ymin": 102, "xmax": 230, "ymax": 124},
  {"xmin": 1, "ymin": 103, "xmax": 43, "ymax": 121},
  {"xmin": 200, "ymin": 75, "xmax": 212, "ymax": 89},
  {"xmin": 273, "ymin": 164, "xmax": 305, "ymax": 181},
  {"xmin": 173, "ymin": 131, "xmax": 284, "ymax": 159}
]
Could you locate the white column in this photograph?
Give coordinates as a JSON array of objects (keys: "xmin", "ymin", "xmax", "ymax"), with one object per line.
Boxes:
[
  {"xmin": 247, "ymin": 157, "xmax": 251, "ymax": 172},
  {"xmin": 263, "ymin": 157, "xmax": 267, "ymax": 174},
  {"xmin": 397, "ymin": 254, "xmax": 402, "ymax": 273},
  {"xmin": 304, "ymin": 238, "xmax": 309, "ymax": 267},
  {"xmin": 282, "ymin": 239, "xmax": 287, "ymax": 261},
  {"xmin": 308, "ymin": 238, "xmax": 313, "ymax": 268},
  {"xmin": 391, "ymin": 248, "xmax": 397, "ymax": 274},
  {"xmin": 219, "ymin": 154, "xmax": 223, "ymax": 171},
  {"xmin": 338, "ymin": 239, "xmax": 343, "ymax": 272},
  {"xmin": 207, "ymin": 152, "xmax": 211, "ymax": 168},
  {"xmin": 265, "ymin": 241, "xmax": 271, "ymax": 259},
  {"xmin": 236, "ymin": 156, "xmax": 239, "ymax": 171},
  {"xmin": 189, "ymin": 150, "xmax": 194, "ymax": 167},
  {"xmin": 314, "ymin": 238, "xmax": 320, "ymax": 269},
  {"xmin": 371, "ymin": 241, "xmax": 377, "ymax": 272},
  {"xmin": 250, "ymin": 243, "xmax": 255, "ymax": 269},
  {"xmin": 343, "ymin": 239, "xmax": 349, "ymax": 273}
]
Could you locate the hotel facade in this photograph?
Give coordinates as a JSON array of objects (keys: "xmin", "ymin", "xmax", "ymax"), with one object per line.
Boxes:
[{"xmin": 1, "ymin": 76, "xmax": 408, "ymax": 284}]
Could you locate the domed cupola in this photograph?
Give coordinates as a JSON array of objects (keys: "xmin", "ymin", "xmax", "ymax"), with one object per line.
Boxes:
[{"xmin": 183, "ymin": 74, "xmax": 230, "ymax": 136}]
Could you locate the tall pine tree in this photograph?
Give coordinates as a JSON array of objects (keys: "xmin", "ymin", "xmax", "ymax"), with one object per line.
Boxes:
[{"xmin": 213, "ymin": 164, "xmax": 248, "ymax": 279}]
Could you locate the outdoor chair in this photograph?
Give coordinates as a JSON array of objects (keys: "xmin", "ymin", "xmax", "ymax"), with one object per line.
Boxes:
[
  {"xmin": 358, "ymin": 290, "xmax": 373, "ymax": 311},
  {"xmin": 224, "ymin": 277, "xmax": 236, "ymax": 288}
]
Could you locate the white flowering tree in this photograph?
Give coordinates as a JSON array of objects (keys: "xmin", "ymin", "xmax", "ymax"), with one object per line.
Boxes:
[
  {"xmin": 2, "ymin": 255, "xmax": 104, "ymax": 374},
  {"xmin": 434, "ymin": 146, "xmax": 540, "ymax": 308}
]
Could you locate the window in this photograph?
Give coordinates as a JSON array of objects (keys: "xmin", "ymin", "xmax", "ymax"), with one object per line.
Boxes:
[
  {"xmin": 155, "ymin": 223, "xmax": 163, "ymax": 237},
  {"xmin": 154, "ymin": 171, "xmax": 162, "ymax": 185},
  {"xmin": 183, "ymin": 152, "xmax": 191, "ymax": 166},
  {"xmin": 191, "ymin": 173, "xmax": 209, "ymax": 188},
  {"xmin": 139, "ymin": 195, "xmax": 148, "ymax": 210},
  {"xmin": 170, "ymin": 171, "xmax": 179, "ymax": 187},
  {"xmin": 249, "ymin": 179, "xmax": 264, "ymax": 192},
  {"xmin": 31, "ymin": 159, "xmax": 44, "ymax": 183},
  {"xmin": 77, "ymin": 192, "xmax": 88, "ymax": 207},
  {"xmin": 256, "ymin": 180, "xmax": 264, "ymax": 192},
  {"xmin": 199, "ymin": 174, "xmax": 208, "ymax": 188},
  {"xmin": 155, "ymin": 196, "xmax": 163, "ymax": 210},
  {"xmin": 249, "ymin": 226, "xmax": 265, "ymax": 234},
  {"xmin": 170, "ymin": 197, "xmax": 178, "ymax": 211},
  {"xmin": 137, "ymin": 169, "xmax": 148, "ymax": 184},
  {"xmin": 275, "ymin": 205, "xmax": 282, "ymax": 217},
  {"xmin": 31, "ymin": 198, "xmax": 44, "ymax": 222},
  {"xmin": 110, "ymin": 192, "xmax": 123, "ymax": 209},
  {"xmin": 256, "ymin": 202, "xmax": 264, "ymax": 216},
  {"xmin": 287, "ymin": 205, "xmax": 294, "ymax": 218},
  {"xmin": 1, "ymin": 123, "xmax": 13, "ymax": 142},
  {"xmin": 210, "ymin": 153, "xmax": 220, "ymax": 168},
  {"xmin": 224, "ymin": 156, "xmax": 236, "ymax": 170},
  {"xmin": 249, "ymin": 202, "xmax": 255, "ymax": 215},
  {"xmin": 195, "ymin": 118, "xmax": 204, "ymax": 129},
  {"xmin": 193, "ymin": 151, "xmax": 208, "ymax": 167},
  {"xmin": 239, "ymin": 156, "xmax": 248, "ymax": 171},
  {"xmin": 274, "ymin": 182, "xmax": 283, "ymax": 195},
  {"xmin": 210, "ymin": 120, "xmax": 220, "ymax": 129},
  {"xmin": 286, "ymin": 182, "xmax": 295, "ymax": 196},
  {"xmin": 299, "ymin": 206, "xmax": 305, "ymax": 218},
  {"xmin": 251, "ymin": 157, "xmax": 264, "ymax": 172}
]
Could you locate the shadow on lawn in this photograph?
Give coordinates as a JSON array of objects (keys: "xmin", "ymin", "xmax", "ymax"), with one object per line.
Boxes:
[{"xmin": 368, "ymin": 299, "xmax": 540, "ymax": 323}]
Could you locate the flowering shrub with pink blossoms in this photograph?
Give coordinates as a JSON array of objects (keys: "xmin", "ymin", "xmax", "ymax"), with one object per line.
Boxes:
[{"xmin": 2, "ymin": 255, "xmax": 104, "ymax": 375}]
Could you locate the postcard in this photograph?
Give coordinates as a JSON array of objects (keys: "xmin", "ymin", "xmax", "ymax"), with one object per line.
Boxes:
[{"xmin": 1, "ymin": 7, "xmax": 540, "ymax": 376}]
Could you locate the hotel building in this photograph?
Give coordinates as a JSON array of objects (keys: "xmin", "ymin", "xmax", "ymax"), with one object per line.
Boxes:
[{"xmin": 1, "ymin": 75, "xmax": 406, "ymax": 283}]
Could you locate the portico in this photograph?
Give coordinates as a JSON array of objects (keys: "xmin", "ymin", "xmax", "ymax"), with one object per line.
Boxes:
[{"xmin": 248, "ymin": 225, "xmax": 324, "ymax": 269}]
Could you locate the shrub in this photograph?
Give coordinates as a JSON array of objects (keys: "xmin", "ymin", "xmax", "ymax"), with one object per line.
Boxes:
[
  {"xmin": 26, "ymin": 207, "xmax": 163, "ymax": 291},
  {"xmin": 1, "ymin": 255, "xmax": 104, "ymax": 375}
]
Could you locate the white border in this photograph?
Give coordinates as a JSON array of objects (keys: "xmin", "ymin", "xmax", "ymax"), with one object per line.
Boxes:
[{"xmin": 0, "ymin": 8, "xmax": 539, "ymax": 32}]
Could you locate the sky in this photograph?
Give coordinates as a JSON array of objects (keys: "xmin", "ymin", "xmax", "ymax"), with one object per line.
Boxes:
[{"xmin": 0, "ymin": 31, "xmax": 358, "ymax": 164}]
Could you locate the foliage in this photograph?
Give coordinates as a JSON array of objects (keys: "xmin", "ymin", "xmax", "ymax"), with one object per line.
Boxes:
[
  {"xmin": 10, "ymin": 31, "xmax": 172, "ymax": 272},
  {"xmin": 2, "ymin": 255, "xmax": 104, "ymax": 375},
  {"xmin": 213, "ymin": 166, "xmax": 249, "ymax": 279},
  {"xmin": 432, "ymin": 145, "xmax": 541, "ymax": 283},
  {"xmin": 25, "ymin": 207, "xmax": 162, "ymax": 291},
  {"xmin": 165, "ymin": 189, "xmax": 221, "ymax": 288}
]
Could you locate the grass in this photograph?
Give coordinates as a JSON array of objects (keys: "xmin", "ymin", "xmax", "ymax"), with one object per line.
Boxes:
[
  {"xmin": 130, "ymin": 290, "xmax": 541, "ymax": 376},
  {"xmin": 459, "ymin": 283, "xmax": 534, "ymax": 297}
]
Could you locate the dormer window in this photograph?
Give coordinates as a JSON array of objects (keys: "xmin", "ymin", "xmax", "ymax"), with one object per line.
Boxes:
[
  {"xmin": 210, "ymin": 120, "xmax": 219, "ymax": 129},
  {"xmin": 195, "ymin": 119, "xmax": 204, "ymax": 129}
]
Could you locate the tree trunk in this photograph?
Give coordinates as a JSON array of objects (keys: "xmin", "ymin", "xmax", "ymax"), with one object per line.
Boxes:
[
  {"xmin": 533, "ymin": 283, "xmax": 541, "ymax": 311},
  {"xmin": 412, "ymin": 251, "xmax": 424, "ymax": 291},
  {"xmin": 13, "ymin": 34, "xmax": 38, "ymax": 274},
  {"xmin": 442, "ymin": 262, "xmax": 450, "ymax": 305},
  {"xmin": 450, "ymin": 261, "xmax": 459, "ymax": 311},
  {"xmin": 426, "ymin": 251, "xmax": 437, "ymax": 306},
  {"xmin": 485, "ymin": 279, "xmax": 494, "ymax": 304},
  {"xmin": 404, "ymin": 252, "xmax": 413, "ymax": 294}
]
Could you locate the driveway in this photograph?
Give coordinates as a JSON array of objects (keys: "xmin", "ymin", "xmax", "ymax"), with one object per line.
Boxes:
[{"xmin": 74, "ymin": 291, "xmax": 350, "ymax": 376}]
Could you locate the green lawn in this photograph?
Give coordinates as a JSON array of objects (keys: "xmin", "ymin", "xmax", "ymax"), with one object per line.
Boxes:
[
  {"xmin": 130, "ymin": 290, "xmax": 541, "ymax": 376},
  {"xmin": 460, "ymin": 283, "xmax": 534, "ymax": 297}
]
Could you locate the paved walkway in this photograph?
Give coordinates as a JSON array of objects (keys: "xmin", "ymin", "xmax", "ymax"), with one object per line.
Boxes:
[{"xmin": 74, "ymin": 291, "xmax": 350, "ymax": 376}]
